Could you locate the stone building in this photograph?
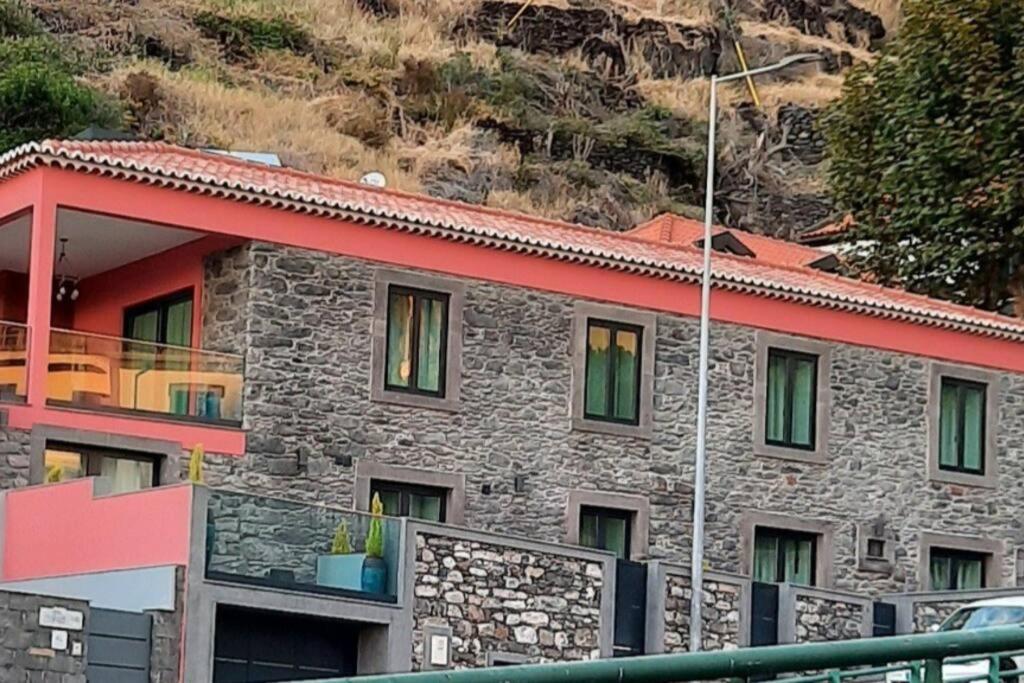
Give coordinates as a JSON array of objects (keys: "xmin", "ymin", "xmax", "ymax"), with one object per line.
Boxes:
[{"xmin": 0, "ymin": 140, "xmax": 1023, "ymax": 680}]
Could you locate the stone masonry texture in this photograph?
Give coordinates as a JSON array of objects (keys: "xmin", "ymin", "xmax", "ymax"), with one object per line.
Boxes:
[
  {"xmin": 0, "ymin": 425, "xmax": 30, "ymax": 491},
  {"xmin": 793, "ymin": 594, "xmax": 865, "ymax": 642},
  {"xmin": 0, "ymin": 590, "xmax": 88, "ymax": 682},
  {"xmin": 147, "ymin": 566, "xmax": 185, "ymax": 683},
  {"xmin": 663, "ymin": 574, "xmax": 742, "ymax": 652},
  {"xmin": 196, "ymin": 241, "xmax": 1024, "ymax": 596},
  {"xmin": 913, "ymin": 600, "xmax": 966, "ymax": 632},
  {"xmin": 412, "ymin": 532, "xmax": 603, "ymax": 668}
]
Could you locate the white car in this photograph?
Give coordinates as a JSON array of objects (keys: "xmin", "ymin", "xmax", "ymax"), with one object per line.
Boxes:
[{"xmin": 886, "ymin": 597, "xmax": 1024, "ymax": 682}]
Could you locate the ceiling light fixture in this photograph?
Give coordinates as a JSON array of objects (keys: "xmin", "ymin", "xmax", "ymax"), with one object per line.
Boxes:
[{"xmin": 54, "ymin": 238, "xmax": 79, "ymax": 303}]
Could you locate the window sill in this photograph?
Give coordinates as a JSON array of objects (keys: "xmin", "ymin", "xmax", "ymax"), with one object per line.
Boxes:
[
  {"xmin": 571, "ymin": 416, "xmax": 653, "ymax": 440},
  {"xmin": 927, "ymin": 467, "xmax": 996, "ymax": 489},
  {"xmin": 753, "ymin": 441, "xmax": 827, "ymax": 464},
  {"xmin": 370, "ymin": 387, "xmax": 460, "ymax": 413}
]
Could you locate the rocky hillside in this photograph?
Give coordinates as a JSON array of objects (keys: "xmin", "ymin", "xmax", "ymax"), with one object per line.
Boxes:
[{"xmin": 5, "ymin": 0, "xmax": 901, "ymax": 236}]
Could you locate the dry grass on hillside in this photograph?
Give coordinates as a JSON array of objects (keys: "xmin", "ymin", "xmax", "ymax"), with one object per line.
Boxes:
[{"xmin": 849, "ymin": 0, "xmax": 903, "ymax": 32}]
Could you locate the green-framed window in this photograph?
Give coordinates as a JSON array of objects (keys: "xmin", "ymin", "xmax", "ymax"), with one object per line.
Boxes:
[
  {"xmin": 938, "ymin": 377, "xmax": 986, "ymax": 475},
  {"xmin": 578, "ymin": 506, "xmax": 632, "ymax": 559},
  {"xmin": 370, "ymin": 480, "xmax": 446, "ymax": 522},
  {"xmin": 584, "ymin": 319, "xmax": 642, "ymax": 425},
  {"xmin": 930, "ymin": 548, "xmax": 986, "ymax": 591},
  {"xmin": 765, "ymin": 348, "xmax": 818, "ymax": 450},
  {"xmin": 385, "ymin": 286, "xmax": 449, "ymax": 397},
  {"xmin": 753, "ymin": 527, "xmax": 817, "ymax": 586},
  {"xmin": 124, "ymin": 290, "xmax": 193, "ymax": 347}
]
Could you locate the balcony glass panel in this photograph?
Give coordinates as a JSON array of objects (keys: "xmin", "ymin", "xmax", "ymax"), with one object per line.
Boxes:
[
  {"xmin": 205, "ymin": 490, "xmax": 401, "ymax": 603},
  {"xmin": 47, "ymin": 328, "xmax": 243, "ymax": 425},
  {"xmin": 0, "ymin": 321, "xmax": 28, "ymax": 403}
]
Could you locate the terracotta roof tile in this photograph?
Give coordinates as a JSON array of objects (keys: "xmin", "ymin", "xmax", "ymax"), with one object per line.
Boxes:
[{"xmin": 3, "ymin": 139, "xmax": 1022, "ymax": 339}]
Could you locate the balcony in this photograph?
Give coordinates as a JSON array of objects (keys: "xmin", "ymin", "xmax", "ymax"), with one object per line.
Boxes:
[
  {"xmin": 0, "ymin": 320, "xmax": 27, "ymax": 403},
  {"xmin": 47, "ymin": 329, "xmax": 244, "ymax": 426},
  {"xmin": 205, "ymin": 489, "xmax": 401, "ymax": 604}
]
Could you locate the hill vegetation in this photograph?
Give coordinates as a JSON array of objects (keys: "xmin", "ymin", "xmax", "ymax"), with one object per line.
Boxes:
[{"xmin": 3, "ymin": 0, "xmax": 899, "ymax": 235}]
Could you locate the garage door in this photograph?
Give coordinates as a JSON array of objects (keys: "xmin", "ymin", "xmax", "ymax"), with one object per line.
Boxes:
[{"xmin": 213, "ymin": 606, "xmax": 359, "ymax": 683}]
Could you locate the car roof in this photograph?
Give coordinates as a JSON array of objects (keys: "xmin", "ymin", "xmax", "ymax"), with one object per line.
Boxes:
[{"xmin": 960, "ymin": 596, "xmax": 1024, "ymax": 609}]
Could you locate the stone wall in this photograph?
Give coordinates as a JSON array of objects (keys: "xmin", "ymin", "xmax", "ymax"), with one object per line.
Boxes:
[
  {"xmin": 199, "ymin": 241, "xmax": 1024, "ymax": 595},
  {"xmin": 0, "ymin": 424, "xmax": 30, "ymax": 491},
  {"xmin": 0, "ymin": 590, "xmax": 88, "ymax": 682},
  {"xmin": 663, "ymin": 573, "xmax": 743, "ymax": 652},
  {"xmin": 412, "ymin": 532, "xmax": 604, "ymax": 668},
  {"xmin": 792, "ymin": 593, "xmax": 866, "ymax": 643}
]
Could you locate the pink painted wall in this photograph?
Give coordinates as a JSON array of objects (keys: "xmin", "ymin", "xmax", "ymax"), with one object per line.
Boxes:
[
  {"xmin": 70, "ymin": 234, "xmax": 242, "ymax": 345},
  {"xmin": 1, "ymin": 479, "xmax": 193, "ymax": 581}
]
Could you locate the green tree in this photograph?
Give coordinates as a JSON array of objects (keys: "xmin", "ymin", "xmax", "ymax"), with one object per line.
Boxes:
[
  {"xmin": 822, "ymin": 0, "xmax": 1024, "ymax": 311},
  {"xmin": 0, "ymin": 1, "xmax": 121, "ymax": 151}
]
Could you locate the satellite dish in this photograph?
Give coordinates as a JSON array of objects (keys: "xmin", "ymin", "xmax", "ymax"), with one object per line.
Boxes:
[{"xmin": 359, "ymin": 171, "xmax": 387, "ymax": 188}]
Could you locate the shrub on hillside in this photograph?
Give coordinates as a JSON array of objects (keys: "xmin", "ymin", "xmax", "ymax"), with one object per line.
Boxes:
[{"xmin": 0, "ymin": 36, "xmax": 121, "ymax": 150}]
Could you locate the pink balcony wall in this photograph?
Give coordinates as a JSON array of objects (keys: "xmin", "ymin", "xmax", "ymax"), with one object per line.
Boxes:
[{"xmin": 0, "ymin": 478, "xmax": 194, "ymax": 581}]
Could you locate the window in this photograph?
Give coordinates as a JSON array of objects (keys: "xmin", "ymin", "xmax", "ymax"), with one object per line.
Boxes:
[
  {"xmin": 866, "ymin": 539, "xmax": 886, "ymax": 560},
  {"xmin": 385, "ymin": 286, "xmax": 449, "ymax": 397},
  {"xmin": 43, "ymin": 442, "xmax": 159, "ymax": 494},
  {"xmin": 753, "ymin": 527, "xmax": 817, "ymax": 586},
  {"xmin": 584, "ymin": 319, "xmax": 643, "ymax": 425},
  {"xmin": 930, "ymin": 548, "xmax": 987, "ymax": 590},
  {"xmin": 765, "ymin": 348, "xmax": 818, "ymax": 450},
  {"xmin": 938, "ymin": 378, "xmax": 986, "ymax": 475},
  {"xmin": 578, "ymin": 506, "xmax": 632, "ymax": 559},
  {"xmin": 124, "ymin": 291, "xmax": 193, "ymax": 346},
  {"xmin": 370, "ymin": 480, "xmax": 447, "ymax": 522}
]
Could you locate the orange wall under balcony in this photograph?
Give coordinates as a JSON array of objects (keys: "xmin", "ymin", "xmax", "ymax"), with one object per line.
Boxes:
[{"xmin": 1, "ymin": 479, "xmax": 194, "ymax": 581}]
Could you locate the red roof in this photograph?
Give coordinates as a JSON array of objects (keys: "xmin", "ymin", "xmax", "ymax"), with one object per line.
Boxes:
[
  {"xmin": 2, "ymin": 139, "xmax": 1022, "ymax": 340},
  {"xmin": 628, "ymin": 214, "xmax": 829, "ymax": 269}
]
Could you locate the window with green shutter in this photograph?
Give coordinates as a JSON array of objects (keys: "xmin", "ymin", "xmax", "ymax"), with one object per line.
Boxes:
[
  {"xmin": 385, "ymin": 286, "xmax": 449, "ymax": 397},
  {"xmin": 578, "ymin": 506, "xmax": 632, "ymax": 559},
  {"xmin": 938, "ymin": 378, "xmax": 986, "ymax": 475},
  {"xmin": 765, "ymin": 348, "xmax": 818, "ymax": 450},
  {"xmin": 929, "ymin": 548, "xmax": 986, "ymax": 590},
  {"xmin": 584, "ymin": 319, "xmax": 642, "ymax": 425},
  {"xmin": 753, "ymin": 527, "xmax": 817, "ymax": 586}
]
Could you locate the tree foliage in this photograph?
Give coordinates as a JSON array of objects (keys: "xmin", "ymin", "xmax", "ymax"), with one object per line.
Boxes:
[
  {"xmin": 0, "ymin": 1, "xmax": 120, "ymax": 151},
  {"xmin": 822, "ymin": 0, "xmax": 1024, "ymax": 311}
]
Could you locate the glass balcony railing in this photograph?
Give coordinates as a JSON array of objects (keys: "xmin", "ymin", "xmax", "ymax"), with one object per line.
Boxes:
[
  {"xmin": 205, "ymin": 490, "xmax": 401, "ymax": 604},
  {"xmin": 0, "ymin": 320, "xmax": 28, "ymax": 403},
  {"xmin": 47, "ymin": 328, "xmax": 244, "ymax": 425}
]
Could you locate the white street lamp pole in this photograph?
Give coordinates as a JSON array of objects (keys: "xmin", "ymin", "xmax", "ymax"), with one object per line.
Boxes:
[{"xmin": 688, "ymin": 53, "xmax": 824, "ymax": 653}]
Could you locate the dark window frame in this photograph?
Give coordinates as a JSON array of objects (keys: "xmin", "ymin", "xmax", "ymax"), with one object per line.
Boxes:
[
  {"xmin": 370, "ymin": 479, "xmax": 448, "ymax": 522},
  {"xmin": 579, "ymin": 505, "xmax": 633, "ymax": 558},
  {"xmin": 765, "ymin": 347, "xmax": 819, "ymax": 451},
  {"xmin": 866, "ymin": 538, "xmax": 887, "ymax": 560},
  {"xmin": 123, "ymin": 288, "xmax": 195, "ymax": 346},
  {"xmin": 583, "ymin": 318, "xmax": 644, "ymax": 426},
  {"xmin": 938, "ymin": 377, "xmax": 987, "ymax": 476},
  {"xmin": 930, "ymin": 547, "xmax": 988, "ymax": 590},
  {"xmin": 384, "ymin": 285, "xmax": 450, "ymax": 398},
  {"xmin": 754, "ymin": 526, "xmax": 819, "ymax": 586},
  {"xmin": 46, "ymin": 440, "xmax": 161, "ymax": 488}
]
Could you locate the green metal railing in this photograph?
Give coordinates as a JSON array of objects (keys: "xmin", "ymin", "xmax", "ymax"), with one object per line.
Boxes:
[{"xmin": 306, "ymin": 626, "xmax": 1024, "ymax": 683}]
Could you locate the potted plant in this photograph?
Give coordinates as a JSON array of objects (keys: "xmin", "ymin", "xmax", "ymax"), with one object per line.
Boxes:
[
  {"xmin": 316, "ymin": 519, "xmax": 365, "ymax": 591},
  {"xmin": 361, "ymin": 493, "xmax": 388, "ymax": 594}
]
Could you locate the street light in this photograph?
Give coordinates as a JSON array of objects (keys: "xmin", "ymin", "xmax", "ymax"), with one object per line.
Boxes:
[{"xmin": 688, "ymin": 52, "xmax": 825, "ymax": 653}]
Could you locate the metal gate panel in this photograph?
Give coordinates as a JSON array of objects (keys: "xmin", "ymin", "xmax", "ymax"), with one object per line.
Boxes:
[
  {"xmin": 750, "ymin": 581, "xmax": 780, "ymax": 647},
  {"xmin": 873, "ymin": 601, "xmax": 897, "ymax": 637},
  {"xmin": 87, "ymin": 608, "xmax": 152, "ymax": 683},
  {"xmin": 613, "ymin": 559, "xmax": 648, "ymax": 657}
]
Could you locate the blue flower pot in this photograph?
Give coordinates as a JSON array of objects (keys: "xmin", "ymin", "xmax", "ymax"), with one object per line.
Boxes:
[
  {"xmin": 316, "ymin": 554, "xmax": 366, "ymax": 591},
  {"xmin": 361, "ymin": 556, "xmax": 387, "ymax": 594}
]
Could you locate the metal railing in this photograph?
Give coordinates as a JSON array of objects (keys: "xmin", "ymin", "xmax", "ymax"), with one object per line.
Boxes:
[
  {"xmin": 0, "ymin": 320, "xmax": 28, "ymax": 403},
  {"xmin": 47, "ymin": 328, "xmax": 244, "ymax": 425},
  {"xmin": 305, "ymin": 626, "xmax": 1024, "ymax": 683}
]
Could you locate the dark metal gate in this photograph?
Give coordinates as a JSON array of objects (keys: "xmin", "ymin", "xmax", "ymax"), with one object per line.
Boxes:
[
  {"xmin": 87, "ymin": 608, "xmax": 152, "ymax": 683},
  {"xmin": 750, "ymin": 582, "xmax": 780, "ymax": 647},
  {"xmin": 613, "ymin": 559, "xmax": 648, "ymax": 657},
  {"xmin": 873, "ymin": 601, "xmax": 897, "ymax": 637}
]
